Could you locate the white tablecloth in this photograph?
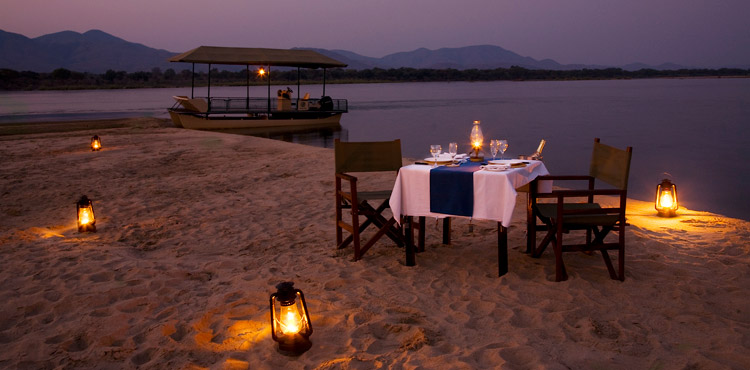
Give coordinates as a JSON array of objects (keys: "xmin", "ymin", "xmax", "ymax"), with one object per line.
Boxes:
[{"xmin": 390, "ymin": 161, "xmax": 551, "ymax": 227}]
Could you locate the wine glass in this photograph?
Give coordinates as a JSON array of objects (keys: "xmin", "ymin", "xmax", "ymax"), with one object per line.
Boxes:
[
  {"xmin": 448, "ymin": 142, "xmax": 458, "ymax": 164},
  {"xmin": 430, "ymin": 144, "xmax": 442, "ymax": 167},
  {"xmin": 490, "ymin": 140, "xmax": 500, "ymax": 160},
  {"xmin": 498, "ymin": 139, "xmax": 508, "ymax": 160}
]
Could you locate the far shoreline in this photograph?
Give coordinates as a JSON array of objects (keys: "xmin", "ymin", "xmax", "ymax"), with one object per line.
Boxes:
[{"xmin": 2, "ymin": 66, "xmax": 748, "ymax": 91}]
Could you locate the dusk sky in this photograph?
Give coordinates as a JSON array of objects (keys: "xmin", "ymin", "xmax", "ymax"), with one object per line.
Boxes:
[{"xmin": 3, "ymin": 0, "xmax": 749, "ymax": 67}]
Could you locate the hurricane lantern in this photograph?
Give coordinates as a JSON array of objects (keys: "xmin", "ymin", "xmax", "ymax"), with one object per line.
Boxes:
[
  {"xmin": 76, "ymin": 195, "xmax": 96, "ymax": 232},
  {"xmin": 469, "ymin": 120, "xmax": 484, "ymax": 161},
  {"xmin": 90, "ymin": 135, "xmax": 102, "ymax": 151},
  {"xmin": 269, "ymin": 282, "xmax": 312, "ymax": 356},
  {"xmin": 655, "ymin": 178, "xmax": 678, "ymax": 217}
]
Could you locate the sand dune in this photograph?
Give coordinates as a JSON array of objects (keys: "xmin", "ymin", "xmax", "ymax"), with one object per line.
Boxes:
[{"xmin": 1, "ymin": 118, "xmax": 748, "ymax": 369}]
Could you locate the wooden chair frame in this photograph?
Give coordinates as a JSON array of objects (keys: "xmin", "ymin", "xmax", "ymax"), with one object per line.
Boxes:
[
  {"xmin": 335, "ymin": 139, "xmax": 406, "ymax": 261},
  {"xmin": 527, "ymin": 138, "xmax": 632, "ymax": 281}
]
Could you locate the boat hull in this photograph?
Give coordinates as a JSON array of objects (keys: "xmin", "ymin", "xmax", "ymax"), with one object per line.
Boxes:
[{"xmin": 170, "ymin": 112, "xmax": 342, "ymax": 130}]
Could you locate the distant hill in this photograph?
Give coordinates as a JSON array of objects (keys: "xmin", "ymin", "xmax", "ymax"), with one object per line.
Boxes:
[
  {"xmin": 1, "ymin": 29, "xmax": 696, "ymax": 73},
  {"xmin": 307, "ymin": 46, "xmax": 578, "ymax": 71},
  {"xmin": 0, "ymin": 29, "xmax": 176, "ymax": 73}
]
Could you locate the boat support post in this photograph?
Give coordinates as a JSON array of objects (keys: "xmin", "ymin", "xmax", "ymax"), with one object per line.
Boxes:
[
  {"xmin": 207, "ymin": 63, "xmax": 212, "ymax": 112},
  {"xmin": 191, "ymin": 63, "xmax": 195, "ymax": 99},
  {"xmin": 297, "ymin": 67, "xmax": 301, "ymax": 111},
  {"xmin": 267, "ymin": 65, "xmax": 271, "ymax": 114}
]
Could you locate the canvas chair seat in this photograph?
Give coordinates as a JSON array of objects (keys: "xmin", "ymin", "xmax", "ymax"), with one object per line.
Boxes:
[
  {"xmin": 535, "ymin": 203, "xmax": 620, "ymax": 227},
  {"xmin": 528, "ymin": 138, "xmax": 632, "ymax": 282},
  {"xmin": 353, "ymin": 190, "xmax": 393, "ymax": 201}
]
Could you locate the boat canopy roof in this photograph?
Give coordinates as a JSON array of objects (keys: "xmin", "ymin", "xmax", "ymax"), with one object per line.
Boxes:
[{"xmin": 169, "ymin": 46, "xmax": 347, "ymax": 68}]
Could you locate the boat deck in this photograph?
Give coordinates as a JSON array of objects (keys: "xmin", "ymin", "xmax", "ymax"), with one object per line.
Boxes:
[{"xmin": 170, "ymin": 96, "xmax": 347, "ymax": 116}]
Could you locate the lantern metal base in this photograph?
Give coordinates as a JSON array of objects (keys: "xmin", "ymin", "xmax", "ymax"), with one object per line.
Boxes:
[
  {"xmin": 78, "ymin": 225, "xmax": 96, "ymax": 233},
  {"xmin": 276, "ymin": 335, "xmax": 312, "ymax": 356},
  {"xmin": 470, "ymin": 148, "xmax": 484, "ymax": 162},
  {"xmin": 656, "ymin": 210, "xmax": 677, "ymax": 218}
]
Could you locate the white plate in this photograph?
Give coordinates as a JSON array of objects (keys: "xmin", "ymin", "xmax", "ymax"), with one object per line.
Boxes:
[
  {"xmin": 424, "ymin": 157, "xmax": 453, "ymax": 164},
  {"xmin": 482, "ymin": 164, "xmax": 510, "ymax": 172},
  {"xmin": 488, "ymin": 159, "xmax": 524, "ymax": 165}
]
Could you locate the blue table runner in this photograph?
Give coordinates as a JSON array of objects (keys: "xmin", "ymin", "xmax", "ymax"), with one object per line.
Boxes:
[{"xmin": 429, "ymin": 161, "xmax": 483, "ymax": 217}]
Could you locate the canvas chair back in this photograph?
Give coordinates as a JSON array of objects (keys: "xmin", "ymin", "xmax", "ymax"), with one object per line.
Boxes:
[
  {"xmin": 589, "ymin": 139, "xmax": 632, "ymax": 190},
  {"xmin": 335, "ymin": 139, "xmax": 402, "ymax": 174}
]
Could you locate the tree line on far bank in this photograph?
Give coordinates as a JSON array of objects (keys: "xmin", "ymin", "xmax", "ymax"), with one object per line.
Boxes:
[{"xmin": 1, "ymin": 66, "xmax": 748, "ymax": 90}]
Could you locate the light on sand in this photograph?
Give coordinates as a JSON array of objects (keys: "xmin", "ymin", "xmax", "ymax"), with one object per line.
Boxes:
[
  {"xmin": 270, "ymin": 281, "xmax": 312, "ymax": 356},
  {"xmin": 655, "ymin": 177, "xmax": 678, "ymax": 217},
  {"xmin": 76, "ymin": 195, "xmax": 96, "ymax": 232},
  {"xmin": 90, "ymin": 135, "xmax": 102, "ymax": 151},
  {"xmin": 469, "ymin": 120, "xmax": 484, "ymax": 162}
]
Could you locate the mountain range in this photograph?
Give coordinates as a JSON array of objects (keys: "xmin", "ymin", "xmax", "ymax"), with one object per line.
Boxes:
[{"xmin": 0, "ymin": 29, "xmax": 691, "ymax": 73}]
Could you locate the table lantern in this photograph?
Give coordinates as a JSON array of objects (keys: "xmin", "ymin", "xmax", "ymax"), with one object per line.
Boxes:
[
  {"xmin": 269, "ymin": 282, "xmax": 312, "ymax": 355},
  {"xmin": 469, "ymin": 120, "xmax": 484, "ymax": 161},
  {"xmin": 90, "ymin": 135, "xmax": 102, "ymax": 151},
  {"xmin": 76, "ymin": 195, "xmax": 96, "ymax": 232},
  {"xmin": 655, "ymin": 177, "xmax": 678, "ymax": 217}
]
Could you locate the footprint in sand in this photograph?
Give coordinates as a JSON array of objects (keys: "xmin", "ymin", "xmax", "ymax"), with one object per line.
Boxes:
[
  {"xmin": 88, "ymin": 271, "xmax": 114, "ymax": 283},
  {"xmin": 497, "ymin": 346, "xmax": 540, "ymax": 368},
  {"xmin": 589, "ymin": 318, "xmax": 621, "ymax": 340},
  {"xmin": 23, "ymin": 301, "xmax": 47, "ymax": 317},
  {"xmin": 130, "ymin": 348, "xmax": 157, "ymax": 366},
  {"xmin": 155, "ymin": 307, "xmax": 176, "ymax": 321},
  {"xmin": 171, "ymin": 325, "xmax": 188, "ymax": 342},
  {"xmin": 509, "ymin": 307, "xmax": 542, "ymax": 328},
  {"xmin": 44, "ymin": 333, "xmax": 66, "ymax": 345},
  {"xmin": 63, "ymin": 332, "xmax": 90, "ymax": 352},
  {"xmin": 43, "ymin": 290, "xmax": 62, "ymax": 302},
  {"xmin": 324, "ymin": 278, "xmax": 347, "ymax": 291}
]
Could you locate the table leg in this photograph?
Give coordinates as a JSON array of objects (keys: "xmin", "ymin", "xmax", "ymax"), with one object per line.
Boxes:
[
  {"xmin": 405, "ymin": 216, "xmax": 416, "ymax": 266},
  {"xmin": 498, "ymin": 222, "xmax": 508, "ymax": 277},
  {"xmin": 418, "ymin": 216, "xmax": 426, "ymax": 252},
  {"xmin": 442, "ymin": 217, "xmax": 451, "ymax": 245}
]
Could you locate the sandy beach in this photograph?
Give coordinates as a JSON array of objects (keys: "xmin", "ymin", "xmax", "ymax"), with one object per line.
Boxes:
[{"xmin": 1, "ymin": 117, "xmax": 748, "ymax": 369}]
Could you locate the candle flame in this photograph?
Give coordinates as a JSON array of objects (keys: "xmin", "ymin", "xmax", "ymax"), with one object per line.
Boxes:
[
  {"xmin": 79, "ymin": 208, "xmax": 92, "ymax": 225},
  {"xmin": 659, "ymin": 191, "xmax": 674, "ymax": 209},
  {"xmin": 282, "ymin": 311, "xmax": 300, "ymax": 334},
  {"xmin": 278, "ymin": 305, "xmax": 303, "ymax": 335}
]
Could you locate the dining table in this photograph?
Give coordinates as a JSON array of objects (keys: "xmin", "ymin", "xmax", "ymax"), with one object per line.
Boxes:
[{"xmin": 389, "ymin": 158, "xmax": 552, "ymax": 276}]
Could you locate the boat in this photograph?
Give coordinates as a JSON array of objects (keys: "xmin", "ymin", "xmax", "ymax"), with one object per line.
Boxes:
[{"xmin": 167, "ymin": 46, "xmax": 348, "ymax": 130}]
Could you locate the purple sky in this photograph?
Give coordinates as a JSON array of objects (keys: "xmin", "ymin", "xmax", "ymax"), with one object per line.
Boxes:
[{"xmin": 2, "ymin": 0, "xmax": 749, "ymax": 67}]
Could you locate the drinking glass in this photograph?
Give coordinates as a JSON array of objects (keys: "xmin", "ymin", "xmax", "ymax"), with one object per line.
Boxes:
[
  {"xmin": 448, "ymin": 142, "xmax": 458, "ymax": 164},
  {"xmin": 499, "ymin": 140, "xmax": 508, "ymax": 160},
  {"xmin": 430, "ymin": 144, "xmax": 442, "ymax": 167},
  {"xmin": 490, "ymin": 140, "xmax": 500, "ymax": 160}
]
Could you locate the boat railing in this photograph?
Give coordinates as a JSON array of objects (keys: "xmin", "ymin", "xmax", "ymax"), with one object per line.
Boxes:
[{"xmin": 171, "ymin": 96, "xmax": 348, "ymax": 114}]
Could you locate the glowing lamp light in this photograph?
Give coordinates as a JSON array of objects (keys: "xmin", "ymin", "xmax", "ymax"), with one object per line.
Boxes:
[
  {"xmin": 655, "ymin": 177, "xmax": 678, "ymax": 217},
  {"xmin": 258, "ymin": 67, "xmax": 266, "ymax": 77},
  {"xmin": 90, "ymin": 135, "xmax": 102, "ymax": 151},
  {"xmin": 76, "ymin": 195, "xmax": 96, "ymax": 232},
  {"xmin": 269, "ymin": 282, "xmax": 312, "ymax": 356},
  {"xmin": 469, "ymin": 120, "xmax": 484, "ymax": 162}
]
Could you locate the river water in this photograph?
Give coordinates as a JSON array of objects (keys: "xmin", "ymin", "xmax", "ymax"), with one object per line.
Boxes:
[{"xmin": 2, "ymin": 78, "xmax": 748, "ymax": 220}]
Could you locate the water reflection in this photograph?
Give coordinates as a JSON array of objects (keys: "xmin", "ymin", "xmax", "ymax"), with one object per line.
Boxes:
[{"xmin": 206, "ymin": 122, "xmax": 348, "ymax": 149}]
